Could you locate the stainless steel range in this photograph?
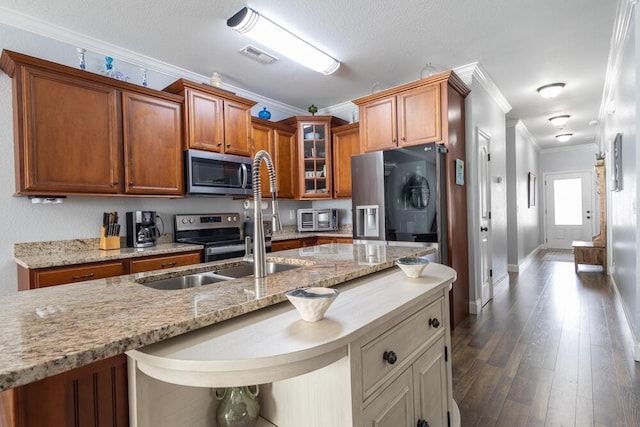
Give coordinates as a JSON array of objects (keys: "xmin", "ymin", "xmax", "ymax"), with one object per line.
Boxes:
[{"xmin": 175, "ymin": 213, "xmax": 271, "ymax": 262}]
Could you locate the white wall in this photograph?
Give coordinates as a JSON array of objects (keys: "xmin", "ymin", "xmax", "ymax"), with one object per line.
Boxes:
[
  {"xmin": 458, "ymin": 64, "xmax": 510, "ymax": 313},
  {"xmin": 506, "ymin": 121, "xmax": 541, "ymax": 270},
  {"xmin": 600, "ymin": 0, "xmax": 639, "ymax": 357},
  {"xmin": 0, "ymin": 23, "xmax": 312, "ymax": 295}
]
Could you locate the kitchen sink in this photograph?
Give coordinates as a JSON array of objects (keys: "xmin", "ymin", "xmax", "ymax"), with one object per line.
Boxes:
[
  {"xmin": 213, "ymin": 261, "xmax": 301, "ymax": 278},
  {"xmin": 141, "ymin": 272, "xmax": 231, "ymax": 290}
]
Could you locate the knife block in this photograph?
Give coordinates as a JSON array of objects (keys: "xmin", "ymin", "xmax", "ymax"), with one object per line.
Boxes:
[{"xmin": 99, "ymin": 227, "xmax": 120, "ymax": 251}]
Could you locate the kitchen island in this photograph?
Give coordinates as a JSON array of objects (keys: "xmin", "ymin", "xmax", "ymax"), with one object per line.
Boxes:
[{"xmin": 0, "ymin": 243, "xmax": 434, "ymax": 391}]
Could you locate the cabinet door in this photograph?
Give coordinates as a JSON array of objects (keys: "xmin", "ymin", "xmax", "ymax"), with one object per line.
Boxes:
[
  {"xmin": 18, "ymin": 67, "xmax": 121, "ymax": 194},
  {"xmin": 274, "ymin": 127, "xmax": 297, "ymax": 199},
  {"xmin": 224, "ymin": 100, "xmax": 252, "ymax": 156},
  {"xmin": 315, "ymin": 236, "xmax": 336, "ymax": 245},
  {"xmin": 185, "ymin": 89, "xmax": 223, "ymax": 152},
  {"xmin": 122, "ymin": 92, "xmax": 183, "ymax": 195},
  {"xmin": 8, "ymin": 354, "xmax": 128, "ymax": 427},
  {"xmin": 397, "ymin": 84, "xmax": 441, "ymax": 146},
  {"xmin": 413, "ymin": 336, "xmax": 449, "ymax": 427},
  {"xmin": 332, "ymin": 124, "xmax": 359, "ymax": 198},
  {"xmin": 30, "ymin": 261, "xmax": 127, "ymax": 289},
  {"xmin": 362, "ymin": 368, "xmax": 414, "ymax": 427},
  {"xmin": 299, "ymin": 121, "xmax": 332, "ymax": 199},
  {"xmin": 360, "ymin": 96, "xmax": 397, "ymax": 153},
  {"xmin": 129, "ymin": 251, "xmax": 202, "ymax": 273},
  {"xmin": 251, "ymin": 121, "xmax": 274, "ymax": 198}
]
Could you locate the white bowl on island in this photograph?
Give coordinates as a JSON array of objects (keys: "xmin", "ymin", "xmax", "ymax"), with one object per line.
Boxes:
[
  {"xmin": 395, "ymin": 256, "xmax": 430, "ymax": 278},
  {"xmin": 286, "ymin": 287, "xmax": 339, "ymax": 322}
]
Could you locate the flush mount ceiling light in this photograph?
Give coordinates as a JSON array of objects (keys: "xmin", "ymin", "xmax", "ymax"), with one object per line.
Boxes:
[
  {"xmin": 537, "ymin": 83, "xmax": 565, "ymax": 99},
  {"xmin": 555, "ymin": 133, "xmax": 573, "ymax": 143},
  {"xmin": 227, "ymin": 7, "xmax": 340, "ymax": 75},
  {"xmin": 548, "ymin": 115, "xmax": 570, "ymax": 127}
]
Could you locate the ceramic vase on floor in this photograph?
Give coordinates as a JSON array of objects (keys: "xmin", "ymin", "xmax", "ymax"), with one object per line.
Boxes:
[{"xmin": 216, "ymin": 386, "xmax": 260, "ymax": 427}]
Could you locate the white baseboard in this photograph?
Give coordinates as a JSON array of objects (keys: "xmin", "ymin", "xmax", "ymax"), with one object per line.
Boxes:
[
  {"xmin": 510, "ymin": 245, "xmax": 544, "ymax": 273},
  {"xmin": 610, "ymin": 275, "xmax": 640, "ymax": 361},
  {"xmin": 469, "ymin": 299, "xmax": 482, "ymax": 314},
  {"xmin": 493, "ymin": 272, "xmax": 509, "ymax": 289}
]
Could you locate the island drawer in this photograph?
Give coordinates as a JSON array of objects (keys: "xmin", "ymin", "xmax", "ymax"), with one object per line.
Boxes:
[
  {"xmin": 360, "ymin": 295, "xmax": 445, "ymax": 399},
  {"xmin": 128, "ymin": 251, "xmax": 202, "ymax": 273}
]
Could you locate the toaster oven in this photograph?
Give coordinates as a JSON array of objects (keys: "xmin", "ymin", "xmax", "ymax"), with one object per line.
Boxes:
[{"xmin": 297, "ymin": 208, "xmax": 339, "ymax": 232}]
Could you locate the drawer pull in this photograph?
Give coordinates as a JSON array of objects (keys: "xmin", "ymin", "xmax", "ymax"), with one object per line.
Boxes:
[
  {"xmin": 428, "ymin": 318, "xmax": 440, "ymax": 328},
  {"xmin": 417, "ymin": 420, "xmax": 430, "ymax": 427},
  {"xmin": 160, "ymin": 262, "xmax": 177, "ymax": 268},
  {"xmin": 71, "ymin": 272, "xmax": 95, "ymax": 280},
  {"xmin": 382, "ymin": 350, "xmax": 397, "ymax": 365}
]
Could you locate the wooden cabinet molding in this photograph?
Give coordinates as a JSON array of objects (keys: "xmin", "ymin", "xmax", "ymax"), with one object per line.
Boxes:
[
  {"xmin": 164, "ymin": 79, "xmax": 256, "ymax": 156},
  {"xmin": 0, "ymin": 50, "xmax": 185, "ymax": 197}
]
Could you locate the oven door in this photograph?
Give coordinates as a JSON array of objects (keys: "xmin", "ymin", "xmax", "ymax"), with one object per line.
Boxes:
[
  {"xmin": 205, "ymin": 243, "xmax": 246, "ymax": 262},
  {"xmin": 186, "ymin": 149, "xmax": 252, "ymax": 196}
]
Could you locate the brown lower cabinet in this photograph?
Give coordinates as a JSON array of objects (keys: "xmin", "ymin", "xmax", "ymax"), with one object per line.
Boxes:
[
  {"xmin": 17, "ymin": 250, "xmax": 202, "ymax": 290},
  {"xmin": 272, "ymin": 236, "xmax": 353, "ymax": 252},
  {"xmin": 0, "ymin": 354, "xmax": 129, "ymax": 427}
]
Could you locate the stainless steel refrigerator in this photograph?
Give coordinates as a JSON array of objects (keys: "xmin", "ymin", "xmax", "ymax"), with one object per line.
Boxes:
[{"xmin": 351, "ymin": 143, "xmax": 447, "ymax": 262}]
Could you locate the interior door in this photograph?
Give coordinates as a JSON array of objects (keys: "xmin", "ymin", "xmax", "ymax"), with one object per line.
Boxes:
[
  {"xmin": 544, "ymin": 171, "xmax": 593, "ymax": 248},
  {"xmin": 477, "ymin": 129, "xmax": 492, "ymax": 307}
]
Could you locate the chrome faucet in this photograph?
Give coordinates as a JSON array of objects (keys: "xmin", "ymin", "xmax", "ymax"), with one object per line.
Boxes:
[{"xmin": 251, "ymin": 150, "xmax": 282, "ymax": 278}]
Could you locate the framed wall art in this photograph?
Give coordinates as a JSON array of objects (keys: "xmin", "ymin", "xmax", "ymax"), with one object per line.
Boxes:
[
  {"xmin": 528, "ymin": 172, "xmax": 536, "ymax": 208},
  {"xmin": 612, "ymin": 133, "xmax": 622, "ymax": 191}
]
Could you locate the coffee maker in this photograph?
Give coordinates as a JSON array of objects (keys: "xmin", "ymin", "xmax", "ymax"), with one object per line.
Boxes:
[{"xmin": 126, "ymin": 211, "xmax": 159, "ymax": 248}]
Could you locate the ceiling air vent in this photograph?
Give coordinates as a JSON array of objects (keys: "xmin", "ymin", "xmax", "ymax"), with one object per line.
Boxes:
[{"xmin": 239, "ymin": 45, "xmax": 278, "ymax": 64}]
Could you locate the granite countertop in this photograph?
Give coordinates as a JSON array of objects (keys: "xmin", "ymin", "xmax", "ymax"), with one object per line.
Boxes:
[
  {"xmin": 14, "ymin": 240, "xmax": 204, "ymax": 269},
  {"xmin": 270, "ymin": 225, "xmax": 352, "ymax": 242},
  {"xmin": 0, "ymin": 243, "xmax": 434, "ymax": 391}
]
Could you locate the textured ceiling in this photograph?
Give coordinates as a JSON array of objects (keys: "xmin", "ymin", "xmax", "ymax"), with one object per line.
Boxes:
[{"xmin": 0, "ymin": 0, "xmax": 618, "ymax": 149}]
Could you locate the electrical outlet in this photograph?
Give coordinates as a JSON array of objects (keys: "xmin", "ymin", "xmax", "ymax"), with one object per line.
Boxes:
[{"xmin": 289, "ymin": 210, "xmax": 295, "ymax": 220}]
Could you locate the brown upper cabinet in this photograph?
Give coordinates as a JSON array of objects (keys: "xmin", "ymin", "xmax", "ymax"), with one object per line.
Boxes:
[
  {"xmin": 0, "ymin": 50, "xmax": 184, "ymax": 197},
  {"xmin": 164, "ymin": 79, "xmax": 256, "ymax": 157},
  {"xmin": 280, "ymin": 116, "xmax": 348, "ymax": 200},
  {"xmin": 251, "ymin": 117, "xmax": 297, "ymax": 199},
  {"xmin": 353, "ymin": 71, "xmax": 470, "ymax": 153},
  {"xmin": 331, "ymin": 122, "xmax": 359, "ymax": 198}
]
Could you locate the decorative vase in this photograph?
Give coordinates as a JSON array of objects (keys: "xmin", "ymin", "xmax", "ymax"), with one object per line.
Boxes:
[
  {"xmin": 216, "ymin": 386, "xmax": 260, "ymax": 427},
  {"xmin": 103, "ymin": 57, "xmax": 129, "ymax": 82},
  {"xmin": 210, "ymin": 72, "xmax": 222, "ymax": 87},
  {"xmin": 258, "ymin": 107, "xmax": 271, "ymax": 120},
  {"xmin": 596, "ymin": 159, "xmax": 604, "ymax": 166},
  {"xmin": 308, "ymin": 104, "xmax": 318, "ymax": 115},
  {"xmin": 76, "ymin": 48, "xmax": 86, "ymax": 70}
]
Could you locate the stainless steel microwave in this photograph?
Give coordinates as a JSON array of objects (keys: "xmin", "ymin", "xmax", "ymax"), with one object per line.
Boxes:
[
  {"xmin": 185, "ymin": 149, "xmax": 252, "ymax": 196},
  {"xmin": 297, "ymin": 208, "xmax": 339, "ymax": 232}
]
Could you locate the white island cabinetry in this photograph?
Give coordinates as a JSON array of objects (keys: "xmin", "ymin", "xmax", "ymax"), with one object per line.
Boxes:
[{"xmin": 127, "ymin": 263, "xmax": 456, "ymax": 427}]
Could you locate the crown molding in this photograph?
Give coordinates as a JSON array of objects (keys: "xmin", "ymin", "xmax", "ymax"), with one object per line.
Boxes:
[
  {"xmin": 598, "ymin": 0, "xmax": 635, "ymax": 121},
  {"xmin": 539, "ymin": 142, "xmax": 598, "ymax": 155},
  {"xmin": 514, "ymin": 120, "xmax": 541, "ymax": 151},
  {"xmin": 454, "ymin": 62, "xmax": 512, "ymax": 114},
  {"xmin": 0, "ymin": 6, "xmax": 306, "ymax": 117}
]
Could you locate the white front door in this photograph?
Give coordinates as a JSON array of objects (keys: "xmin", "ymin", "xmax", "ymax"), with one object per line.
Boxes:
[
  {"xmin": 477, "ymin": 128, "xmax": 492, "ymax": 307},
  {"xmin": 544, "ymin": 171, "xmax": 593, "ymax": 249}
]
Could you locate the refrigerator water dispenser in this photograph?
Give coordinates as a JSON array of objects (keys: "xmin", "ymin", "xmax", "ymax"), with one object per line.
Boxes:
[{"xmin": 356, "ymin": 205, "xmax": 379, "ymax": 238}]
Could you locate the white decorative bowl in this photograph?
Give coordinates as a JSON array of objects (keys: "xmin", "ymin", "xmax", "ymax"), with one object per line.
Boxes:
[
  {"xmin": 395, "ymin": 257, "xmax": 430, "ymax": 278},
  {"xmin": 286, "ymin": 287, "xmax": 339, "ymax": 322}
]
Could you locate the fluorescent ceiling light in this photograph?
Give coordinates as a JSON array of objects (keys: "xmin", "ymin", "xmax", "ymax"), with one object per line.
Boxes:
[
  {"xmin": 555, "ymin": 133, "xmax": 573, "ymax": 143},
  {"xmin": 537, "ymin": 83, "xmax": 565, "ymax": 99},
  {"xmin": 548, "ymin": 115, "xmax": 570, "ymax": 127},
  {"xmin": 227, "ymin": 7, "xmax": 340, "ymax": 75}
]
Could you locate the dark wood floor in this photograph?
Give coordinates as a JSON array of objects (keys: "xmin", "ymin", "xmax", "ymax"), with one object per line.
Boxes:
[{"xmin": 451, "ymin": 250, "xmax": 640, "ymax": 426}]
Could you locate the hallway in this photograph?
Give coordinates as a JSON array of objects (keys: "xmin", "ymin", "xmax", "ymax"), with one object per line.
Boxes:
[{"xmin": 451, "ymin": 250, "xmax": 640, "ymax": 426}]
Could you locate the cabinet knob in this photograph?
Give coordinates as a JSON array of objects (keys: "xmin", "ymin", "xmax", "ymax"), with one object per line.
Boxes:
[
  {"xmin": 392, "ymin": 139, "xmax": 397, "ymax": 143},
  {"xmin": 217, "ymin": 142, "xmax": 222, "ymax": 147},
  {"xmin": 129, "ymin": 181, "xmax": 134, "ymax": 186},
  {"xmin": 226, "ymin": 144, "xmax": 231, "ymax": 148},
  {"xmin": 480, "ymin": 226, "xmax": 488, "ymax": 232},
  {"xmin": 428, "ymin": 318, "xmax": 440, "ymax": 328},
  {"xmin": 417, "ymin": 420, "xmax": 430, "ymax": 427},
  {"xmin": 383, "ymin": 350, "xmax": 397, "ymax": 365},
  {"xmin": 112, "ymin": 180, "xmax": 119, "ymax": 186},
  {"xmin": 401, "ymin": 136, "xmax": 406, "ymax": 141}
]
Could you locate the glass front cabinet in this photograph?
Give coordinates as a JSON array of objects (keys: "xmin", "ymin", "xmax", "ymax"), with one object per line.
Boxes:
[{"xmin": 280, "ymin": 116, "xmax": 348, "ymax": 200}]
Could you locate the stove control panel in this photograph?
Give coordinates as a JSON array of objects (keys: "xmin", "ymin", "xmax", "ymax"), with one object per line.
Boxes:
[{"xmin": 175, "ymin": 213, "xmax": 241, "ymax": 232}]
